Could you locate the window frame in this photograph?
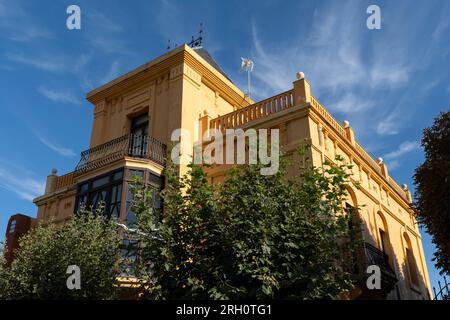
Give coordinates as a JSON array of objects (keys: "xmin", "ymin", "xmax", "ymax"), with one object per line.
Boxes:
[
  {"xmin": 403, "ymin": 234, "xmax": 420, "ymax": 289},
  {"xmin": 74, "ymin": 168, "xmax": 124, "ymax": 219},
  {"xmin": 129, "ymin": 114, "xmax": 149, "ymax": 158},
  {"xmin": 9, "ymin": 220, "xmax": 16, "ymax": 234},
  {"xmin": 124, "ymin": 167, "xmax": 164, "ymax": 227}
]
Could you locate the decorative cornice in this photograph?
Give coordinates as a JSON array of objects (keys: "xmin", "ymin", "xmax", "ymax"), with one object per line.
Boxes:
[
  {"xmin": 86, "ymin": 45, "xmax": 250, "ymax": 110},
  {"xmin": 307, "ymin": 105, "xmax": 411, "ymax": 210},
  {"xmin": 33, "ymin": 186, "xmax": 76, "ymax": 206},
  {"xmin": 86, "ymin": 46, "xmax": 186, "ymax": 104}
]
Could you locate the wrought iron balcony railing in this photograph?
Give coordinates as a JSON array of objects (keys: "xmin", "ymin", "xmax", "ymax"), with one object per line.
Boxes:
[
  {"xmin": 362, "ymin": 242, "xmax": 397, "ymax": 290},
  {"xmin": 75, "ymin": 134, "xmax": 167, "ymax": 176},
  {"xmin": 433, "ymin": 276, "xmax": 449, "ymax": 300}
]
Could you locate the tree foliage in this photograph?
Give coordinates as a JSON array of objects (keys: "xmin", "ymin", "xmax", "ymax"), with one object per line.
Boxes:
[
  {"xmin": 414, "ymin": 111, "xmax": 450, "ymax": 275},
  {"xmin": 130, "ymin": 151, "xmax": 359, "ymax": 299},
  {"xmin": 0, "ymin": 207, "xmax": 122, "ymax": 299},
  {"xmin": 0, "ymin": 244, "xmax": 8, "ymax": 300},
  {"xmin": 0, "ymin": 149, "xmax": 361, "ymax": 300}
]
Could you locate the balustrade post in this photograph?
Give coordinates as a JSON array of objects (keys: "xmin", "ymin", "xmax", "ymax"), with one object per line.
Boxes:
[
  {"xmin": 44, "ymin": 168, "xmax": 58, "ymax": 195},
  {"xmin": 293, "ymin": 72, "xmax": 311, "ymax": 105},
  {"xmin": 343, "ymin": 120, "xmax": 356, "ymax": 145}
]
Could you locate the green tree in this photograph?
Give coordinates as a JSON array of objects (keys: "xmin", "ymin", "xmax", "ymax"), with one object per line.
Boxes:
[
  {"xmin": 0, "ymin": 206, "xmax": 122, "ymax": 299},
  {"xmin": 414, "ymin": 111, "xmax": 450, "ymax": 275},
  {"xmin": 130, "ymin": 151, "xmax": 359, "ymax": 299},
  {"xmin": 0, "ymin": 243, "xmax": 9, "ymax": 300}
]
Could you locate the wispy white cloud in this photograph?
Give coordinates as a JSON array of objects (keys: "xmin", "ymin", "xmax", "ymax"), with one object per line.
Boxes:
[
  {"xmin": 383, "ymin": 140, "xmax": 420, "ymax": 171},
  {"xmin": 37, "ymin": 86, "xmax": 79, "ymax": 105},
  {"xmin": 87, "ymin": 11, "xmax": 123, "ymax": 33},
  {"xmin": 369, "ymin": 65, "xmax": 410, "ymax": 89},
  {"xmin": 100, "ymin": 60, "xmax": 122, "ymax": 84},
  {"xmin": 6, "ymin": 53, "xmax": 65, "ymax": 73},
  {"xmin": 0, "ymin": 0, "xmax": 53, "ymax": 42},
  {"xmin": 84, "ymin": 10, "xmax": 131, "ymax": 55},
  {"xmin": 73, "ymin": 53, "xmax": 92, "ymax": 74},
  {"xmin": 376, "ymin": 114, "xmax": 400, "ymax": 136},
  {"xmin": 375, "ymin": 72, "xmax": 440, "ymax": 136},
  {"xmin": 433, "ymin": 21, "xmax": 450, "ymax": 41},
  {"xmin": 0, "ymin": 161, "xmax": 45, "ymax": 201},
  {"xmin": 71, "ymin": 53, "xmax": 98, "ymax": 91},
  {"xmin": 152, "ymin": 0, "xmax": 183, "ymax": 43},
  {"xmin": 249, "ymin": 0, "xmax": 448, "ymax": 138},
  {"xmin": 87, "ymin": 36, "xmax": 131, "ymax": 55},
  {"xmin": 330, "ymin": 92, "xmax": 375, "ymax": 114},
  {"xmin": 250, "ymin": 3, "xmax": 370, "ymax": 97},
  {"xmin": 387, "ymin": 160, "xmax": 400, "ymax": 171},
  {"xmin": 384, "ymin": 140, "xmax": 420, "ymax": 160},
  {"xmin": 2, "ymin": 3, "xmax": 129, "ymax": 89},
  {"xmin": 432, "ymin": 3, "xmax": 450, "ymax": 41},
  {"xmin": 33, "ymin": 131, "xmax": 76, "ymax": 158}
]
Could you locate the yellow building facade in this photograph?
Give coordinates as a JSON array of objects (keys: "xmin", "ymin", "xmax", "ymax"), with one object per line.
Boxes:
[{"xmin": 31, "ymin": 44, "xmax": 431, "ymax": 300}]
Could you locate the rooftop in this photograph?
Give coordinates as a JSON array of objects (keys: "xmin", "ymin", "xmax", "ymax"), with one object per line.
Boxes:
[
  {"xmin": 191, "ymin": 46, "xmax": 232, "ymax": 82},
  {"xmin": 86, "ymin": 44, "xmax": 245, "ymax": 105}
]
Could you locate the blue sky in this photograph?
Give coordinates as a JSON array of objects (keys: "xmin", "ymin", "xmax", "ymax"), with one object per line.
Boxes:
[{"xmin": 0, "ymin": 0, "xmax": 448, "ymax": 295}]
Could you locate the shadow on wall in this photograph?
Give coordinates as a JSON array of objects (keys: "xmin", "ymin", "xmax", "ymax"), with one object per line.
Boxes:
[{"xmin": 350, "ymin": 216, "xmax": 430, "ymax": 300}]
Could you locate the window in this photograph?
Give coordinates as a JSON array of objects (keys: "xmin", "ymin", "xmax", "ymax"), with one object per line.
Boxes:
[
  {"xmin": 404, "ymin": 233, "xmax": 420, "ymax": 287},
  {"xmin": 148, "ymin": 173, "xmax": 163, "ymax": 211},
  {"xmin": 9, "ymin": 220, "xmax": 16, "ymax": 234},
  {"xmin": 120, "ymin": 237, "xmax": 138, "ymax": 276},
  {"xmin": 129, "ymin": 114, "xmax": 149, "ymax": 158},
  {"xmin": 125, "ymin": 168, "xmax": 163, "ymax": 228},
  {"xmin": 345, "ymin": 202, "xmax": 358, "ymax": 233},
  {"xmin": 129, "ymin": 169, "xmax": 144, "ymax": 179},
  {"xmin": 125, "ymin": 186, "xmax": 137, "ymax": 227},
  {"xmin": 344, "ymin": 202, "xmax": 359, "ymax": 273},
  {"xmin": 376, "ymin": 212, "xmax": 393, "ymax": 268},
  {"xmin": 131, "ymin": 114, "xmax": 149, "ymax": 135},
  {"xmin": 75, "ymin": 169, "xmax": 124, "ymax": 219},
  {"xmin": 406, "ymin": 248, "xmax": 419, "ymax": 286},
  {"xmin": 122, "ymin": 168, "xmax": 163, "ymax": 276},
  {"xmin": 379, "ymin": 229, "xmax": 391, "ymax": 266}
]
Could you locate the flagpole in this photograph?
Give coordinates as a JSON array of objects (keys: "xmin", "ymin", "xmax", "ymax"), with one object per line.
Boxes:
[
  {"xmin": 247, "ymin": 68, "xmax": 251, "ymax": 98},
  {"xmin": 241, "ymin": 57, "xmax": 254, "ymax": 99}
]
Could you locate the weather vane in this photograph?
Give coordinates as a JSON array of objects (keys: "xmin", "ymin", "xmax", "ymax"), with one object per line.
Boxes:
[
  {"xmin": 188, "ymin": 23, "xmax": 203, "ymax": 48},
  {"xmin": 240, "ymin": 57, "xmax": 254, "ymax": 99},
  {"xmin": 166, "ymin": 39, "xmax": 179, "ymax": 51},
  {"xmin": 167, "ymin": 23, "xmax": 203, "ymax": 51}
]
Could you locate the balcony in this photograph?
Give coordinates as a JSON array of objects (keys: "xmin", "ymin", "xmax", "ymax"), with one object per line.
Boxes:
[
  {"xmin": 354, "ymin": 242, "xmax": 398, "ymax": 299},
  {"xmin": 209, "ymin": 90, "xmax": 294, "ymax": 131},
  {"xmin": 75, "ymin": 134, "xmax": 167, "ymax": 176}
]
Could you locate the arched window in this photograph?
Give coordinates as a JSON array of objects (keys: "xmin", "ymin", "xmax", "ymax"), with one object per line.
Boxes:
[
  {"xmin": 342, "ymin": 186, "xmax": 361, "ymax": 274},
  {"xmin": 375, "ymin": 212, "xmax": 392, "ymax": 267},
  {"xmin": 403, "ymin": 232, "xmax": 420, "ymax": 287},
  {"xmin": 344, "ymin": 186, "xmax": 358, "ymax": 208},
  {"xmin": 343, "ymin": 186, "xmax": 359, "ymax": 238},
  {"xmin": 343, "ymin": 186, "xmax": 359, "ymax": 232}
]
